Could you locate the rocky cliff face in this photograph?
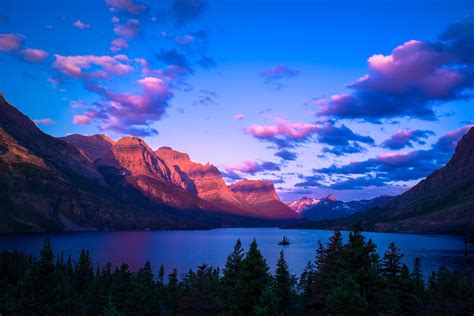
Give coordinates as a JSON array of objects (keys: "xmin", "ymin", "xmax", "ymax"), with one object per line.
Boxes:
[
  {"xmin": 60, "ymin": 134, "xmax": 115, "ymax": 162},
  {"xmin": 0, "ymin": 94, "xmax": 302, "ymax": 232},
  {"xmin": 0, "ymin": 95, "xmax": 191, "ymax": 232},
  {"xmin": 229, "ymin": 180, "xmax": 301, "ymax": 219},
  {"xmin": 155, "ymin": 147, "xmax": 250, "ymax": 216},
  {"xmin": 403, "ymin": 128, "xmax": 474, "ymax": 202}
]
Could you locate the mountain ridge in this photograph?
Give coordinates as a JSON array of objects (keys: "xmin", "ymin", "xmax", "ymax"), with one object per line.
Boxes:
[
  {"xmin": 0, "ymin": 95, "xmax": 300, "ymax": 233},
  {"xmin": 305, "ymin": 127, "xmax": 474, "ymax": 234}
]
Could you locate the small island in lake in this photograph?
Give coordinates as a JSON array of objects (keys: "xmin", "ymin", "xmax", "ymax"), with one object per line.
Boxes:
[{"xmin": 278, "ymin": 236, "xmax": 290, "ymax": 245}]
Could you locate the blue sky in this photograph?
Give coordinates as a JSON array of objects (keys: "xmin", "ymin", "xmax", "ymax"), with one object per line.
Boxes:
[{"xmin": 0, "ymin": 0, "xmax": 473, "ymax": 201}]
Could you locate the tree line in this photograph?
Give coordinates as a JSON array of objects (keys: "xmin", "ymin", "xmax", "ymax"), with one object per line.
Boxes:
[{"xmin": 0, "ymin": 226, "xmax": 473, "ymax": 315}]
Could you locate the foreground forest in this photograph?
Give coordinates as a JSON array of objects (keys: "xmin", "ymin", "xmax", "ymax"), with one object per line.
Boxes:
[{"xmin": 0, "ymin": 227, "xmax": 473, "ymax": 315}]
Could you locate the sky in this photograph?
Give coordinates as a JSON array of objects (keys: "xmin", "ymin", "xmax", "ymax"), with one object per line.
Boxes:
[{"xmin": 0, "ymin": 0, "xmax": 473, "ymax": 202}]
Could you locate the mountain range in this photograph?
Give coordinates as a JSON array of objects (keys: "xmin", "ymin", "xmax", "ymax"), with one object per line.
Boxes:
[
  {"xmin": 0, "ymin": 95, "xmax": 300, "ymax": 233},
  {"xmin": 287, "ymin": 194, "xmax": 393, "ymax": 221},
  {"xmin": 304, "ymin": 127, "xmax": 474, "ymax": 235},
  {"xmin": 1, "ymin": 94, "xmax": 473, "ymax": 235}
]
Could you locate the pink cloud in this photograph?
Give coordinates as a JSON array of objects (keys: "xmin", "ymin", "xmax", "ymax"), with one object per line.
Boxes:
[
  {"xmin": 110, "ymin": 38, "xmax": 129, "ymax": 52},
  {"xmin": 138, "ymin": 77, "xmax": 169, "ymax": 96},
  {"xmin": 0, "ymin": 33, "xmax": 23, "ymax": 52},
  {"xmin": 111, "ymin": 16, "xmax": 120, "ymax": 23},
  {"xmin": 113, "ymin": 19, "xmax": 140, "ymax": 39},
  {"xmin": 248, "ymin": 119, "xmax": 318, "ymax": 140},
  {"xmin": 234, "ymin": 114, "xmax": 245, "ymax": 120},
  {"xmin": 106, "ymin": 0, "xmax": 147, "ymax": 15},
  {"xmin": 226, "ymin": 160, "xmax": 280, "ymax": 175},
  {"xmin": 226, "ymin": 160, "xmax": 259, "ymax": 173},
  {"xmin": 136, "ymin": 58, "xmax": 192, "ymax": 80},
  {"xmin": 33, "ymin": 118, "xmax": 54, "ymax": 125},
  {"xmin": 175, "ymin": 34, "xmax": 195, "ymax": 45},
  {"xmin": 73, "ymin": 115, "xmax": 92, "ymax": 125},
  {"xmin": 73, "ymin": 20, "xmax": 90, "ymax": 29},
  {"xmin": 21, "ymin": 48, "xmax": 48, "ymax": 62},
  {"xmin": 318, "ymin": 25, "xmax": 474, "ymax": 122},
  {"xmin": 73, "ymin": 77, "xmax": 174, "ymax": 136},
  {"xmin": 52, "ymin": 54, "xmax": 132, "ymax": 78}
]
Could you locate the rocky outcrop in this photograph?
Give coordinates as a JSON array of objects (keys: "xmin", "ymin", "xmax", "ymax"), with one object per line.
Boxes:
[
  {"xmin": 60, "ymin": 134, "xmax": 115, "ymax": 162},
  {"xmin": 155, "ymin": 147, "xmax": 250, "ymax": 216},
  {"xmin": 0, "ymin": 95, "xmax": 194, "ymax": 232},
  {"xmin": 229, "ymin": 180, "xmax": 301, "ymax": 219}
]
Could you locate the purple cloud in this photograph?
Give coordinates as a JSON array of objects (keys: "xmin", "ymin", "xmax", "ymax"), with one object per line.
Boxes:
[
  {"xmin": 246, "ymin": 119, "xmax": 373, "ymax": 155},
  {"xmin": 317, "ymin": 17, "xmax": 474, "ymax": 122},
  {"xmin": 73, "ymin": 20, "xmax": 90, "ymax": 30},
  {"xmin": 75, "ymin": 77, "xmax": 174, "ymax": 136},
  {"xmin": 274, "ymin": 149, "xmax": 298, "ymax": 161},
  {"xmin": 297, "ymin": 125, "xmax": 473, "ymax": 189},
  {"xmin": 20, "ymin": 48, "xmax": 48, "ymax": 62},
  {"xmin": 260, "ymin": 64, "xmax": 300, "ymax": 89},
  {"xmin": 113, "ymin": 19, "xmax": 140, "ymax": 39},
  {"xmin": 33, "ymin": 118, "xmax": 54, "ymax": 126},
  {"xmin": 0, "ymin": 33, "xmax": 22, "ymax": 52},
  {"xmin": 225, "ymin": 160, "xmax": 281, "ymax": 175},
  {"xmin": 105, "ymin": 0, "xmax": 147, "ymax": 15},
  {"xmin": 381, "ymin": 129, "xmax": 435, "ymax": 150}
]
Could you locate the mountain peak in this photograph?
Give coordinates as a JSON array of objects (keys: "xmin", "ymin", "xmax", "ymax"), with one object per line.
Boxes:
[
  {"xmin": 229, "ymin": 179, "xmax": 279, "ymax": 202},
  {"xmin": 229, "ymin": 179, "xmax": 301, "ymax": 219},
  {"xmin": 61, "ymin": 134, "xmax": 116, "ymax": 162},
  {"xmin": 156, "ymin": 146, "xmax": 192, "ymax": 163},
  {"xmin": 325, "ymin": 193, "xmax": 337, "ymax": 201},
  {"xmin": 287, "ymin": 196, "xmax": 320, "ymax": 213}
]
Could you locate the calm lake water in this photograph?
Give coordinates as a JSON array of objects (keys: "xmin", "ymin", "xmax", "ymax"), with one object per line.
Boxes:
[{"xmin": 0, "ymin": 228, "xmax": 472, "ymax": 277}]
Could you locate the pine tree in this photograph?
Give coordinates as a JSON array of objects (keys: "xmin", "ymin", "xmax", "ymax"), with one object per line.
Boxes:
[
  {"xmin": 381, "ymin": 242, "xmax": 404, "ymax": 313},
  {"xmin": 382, "ymin": 242, "xmax": 403, "ymax": 281},
  {"xmin": 73, "ymin": 249, "xmax": 94, "ymax": 293},
  {"xmin": 109, "ymin": 263, "xmax": 133, "ymax": 315},
  {"xmin": 179, "ymin": 264, "xmax": 220, "ymax": 315},
  {"xmin": 163, "ymin": 268, "xmax": 180, "ymax": 315},
  {"xmin": 240, "ymin": 239, "xmax": 272, "ymax": 315},
  {"xmin": 101, "ymin": 296, "xmax": 123, "ymax": 316},
  {"xmin": 15, "ymin": 237, "xmax": 67, "ymax": 315},
  {"xmin": 325, "ymin": 275, "xmax": 368, "ymax": 315},
  {"xmin": 221, "ymin": 239, "xmax": 245, "ymax": 314},
  {"xmin": 274, "ymin": 250, "xmax": 294, "ymax": 315},
  {"xmin": 131, "ymin": 261, "xmax": 157, "ymax": 315}
]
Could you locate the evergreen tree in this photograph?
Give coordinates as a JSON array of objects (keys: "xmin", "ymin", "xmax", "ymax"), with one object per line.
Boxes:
[
  {"xmin": 15, "ymin": 237, "xmax": 67, "ymax": 315},
  {"xmin": 325, "ymin": 275, "xmax": 368, "ymax": 316},
  {"xmin": 240, "ymin": 239, "xmax": 272, "ymax": 315},
  {"xmin": 163, "ymin": 268, "xmax": 180, "ymax": 315},
  {"xmin": 73, "ymin": 249, "xmax": 94, "ymax": 293},
  {"xmin": 109, "ymin": 263, "xmax": 133, "ymax": 315},
  {"xmin": 131, "ymin": 261, "xmax": 158, "ymax": 315},
  {"xmin": 101, "ymin": 296, "xmax": 123, "ymax": 316},
  {"xmin": 273, "ymin": 250, "xmax": 294, "ymax": 315},
  {"xmin": 382, "ymin": 242, "xmax": 403, "ymax": 281},
  {"xmin": 221, "ymin": 239, "xmax": 245, "ymax": 315},
  {"xmin": 179, "ymin": 264, "xmax": 220, "ymax": 315}
]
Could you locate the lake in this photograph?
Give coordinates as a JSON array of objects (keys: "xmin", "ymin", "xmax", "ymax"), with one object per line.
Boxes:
[{"xmin": 0, "ymin": 228, "xmax": 472, "ymax": 277}]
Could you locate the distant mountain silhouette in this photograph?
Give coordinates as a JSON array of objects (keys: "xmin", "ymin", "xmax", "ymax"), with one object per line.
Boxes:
[{"xmin": 288, "ymin": 194, "xmax": 393, "ymax": 221}]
